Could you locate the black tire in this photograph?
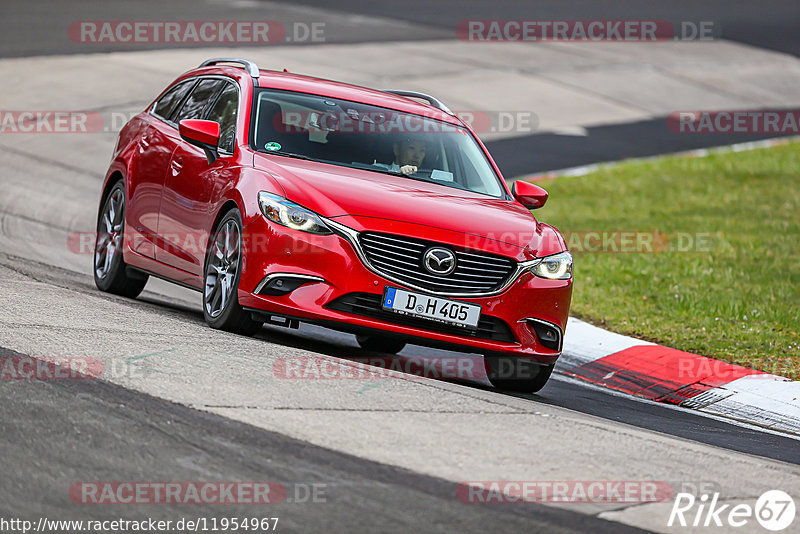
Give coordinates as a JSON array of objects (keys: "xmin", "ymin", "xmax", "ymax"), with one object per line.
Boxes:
[
  {"xmin": 94, "ymin": 180, "xmax": 148, "ymax": 298},
  {"xmin": 356, "ymin": 334, "xmax": 407, "ymax": 354},
  {"xmin": 483, "ymin": 355, "xmax": 554, "ymax": 393},
  {"xmin": 203, "ymin": 208, "xmax": 263, "ymax": 336}
]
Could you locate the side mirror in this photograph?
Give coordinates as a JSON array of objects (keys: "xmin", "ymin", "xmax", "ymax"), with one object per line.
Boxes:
[
  {"xmin": 179, "ymin": 119, "xmax": 221, "ymax": 164},
  {"xmin": 512, "ymin": 180, "xmax": 548, "ymax": 209}
]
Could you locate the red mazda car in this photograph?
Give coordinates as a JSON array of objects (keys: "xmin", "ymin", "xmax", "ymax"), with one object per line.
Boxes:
[{"xmin": 94, "ymin": 58, "xmax": 572, "ymax": 392}]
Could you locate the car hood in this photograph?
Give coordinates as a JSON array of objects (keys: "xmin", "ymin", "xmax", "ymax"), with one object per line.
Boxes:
[{"xmin": 253, "ymin": 153, "xmax": 556, "ymax": 256}]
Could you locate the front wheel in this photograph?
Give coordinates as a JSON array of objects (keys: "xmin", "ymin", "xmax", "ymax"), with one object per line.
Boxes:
[
  {"xmin": 483, "ymin": 355, "xmax": 554, "ymax": 393},
  {"xmin": 94, "ymin": 181, "xmax": 148, "ymax": 298},
  {"xmin": 203, "ymin": 209, "xmax": 263, "ymax": 336}
]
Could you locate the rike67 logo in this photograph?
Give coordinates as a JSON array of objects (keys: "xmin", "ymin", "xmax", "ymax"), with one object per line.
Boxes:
[{"xmin": 669, "ymin": 490, "xmax": 796, "ymax": 531}]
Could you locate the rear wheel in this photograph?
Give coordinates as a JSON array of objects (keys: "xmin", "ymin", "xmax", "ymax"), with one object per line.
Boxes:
[
  {"xmin": 203, "ymin": 209, "xmax": 263, "ymax": 336},
  {"xmin": 356, "ymin": 335, "xmax": 407, "ymax": 354},
  {"xmin": 484, "ymin": 355, "xmax": 554, "ymax": 393},
  {"xmin": 94, "ymin": 181, "xmax": 148, "ymax": 298}
]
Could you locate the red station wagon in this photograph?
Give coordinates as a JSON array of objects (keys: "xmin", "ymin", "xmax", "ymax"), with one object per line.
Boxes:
[{"xmin": 94, "ymin": 58, "xmax": 573, "ymax": 392}]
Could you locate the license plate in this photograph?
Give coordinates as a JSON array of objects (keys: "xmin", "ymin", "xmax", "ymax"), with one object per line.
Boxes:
[{"xmin": 382, "ymin": 287, "xmax": 481, "ymax": 329}]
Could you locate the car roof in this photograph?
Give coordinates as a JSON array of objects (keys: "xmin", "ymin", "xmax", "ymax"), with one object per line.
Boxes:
[{"xmin": 183, "ymin": 65, "xmax": 463, "ymax": 126}]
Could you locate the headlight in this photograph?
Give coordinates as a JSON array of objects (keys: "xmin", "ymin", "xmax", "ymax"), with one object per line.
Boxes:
[
  {"xmin": 531, "ymin": 251, "xmax": 573, "ymax": 280},
  {"xmin": 258, "ymin": 192, "xmax": 332, "ymax": 235}
]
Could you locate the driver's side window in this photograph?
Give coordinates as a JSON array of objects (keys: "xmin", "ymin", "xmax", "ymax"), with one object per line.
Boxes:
[
  {"xmin": 205, "ymin": 83, "xmax": 238, "ymax": 154},
  {"xmin": 173, "ymin": 78, "xmax": 226, "ymax": 125}
]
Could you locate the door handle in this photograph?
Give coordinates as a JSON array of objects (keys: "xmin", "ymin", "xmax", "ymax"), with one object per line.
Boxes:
[
  {"xmin": 170, "ymin": 157, "xmax": 183, "ymax": 175},
  {"xmin": 137, "ymin": 135, "xmax": 151, "ymax": 150}
]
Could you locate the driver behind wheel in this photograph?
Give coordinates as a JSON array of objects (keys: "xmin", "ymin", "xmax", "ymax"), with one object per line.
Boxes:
[{"xmin": 373, "ymin": 136, "xmax": 427, "ymax": 175}]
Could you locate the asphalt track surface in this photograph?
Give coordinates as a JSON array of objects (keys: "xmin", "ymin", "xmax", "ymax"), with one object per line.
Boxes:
[
  {"xmin": 0, "ymin": 348, "xmax": 646, "ymax": 534},
  {"xmin": 2, "ymin": 0, "xmax": 799, "ymax": 57},
  {"xmin": 488, "ymin": 117, "xmax": 800, "ymax": 177},
  {"xmin": 2, "ymin": 1, "xmax": 800, "ymax": 532},
  {"xmin": 212, "ymin": 320, "xmax": 800, "ymax": 467},
  {"xmin": 291, "ymin": 0, "xmax": 800, "ymax": 58},
  {"xmin": 4, "ymin": 250, "xmax": 799, "ymax": 468},
  {"xmin": 3, "ymin": 0, "xmax": 798, "ymax": 175},
  {"xmin": 1, "ymin": 252, "xmax": 798, "ymax": 532}
]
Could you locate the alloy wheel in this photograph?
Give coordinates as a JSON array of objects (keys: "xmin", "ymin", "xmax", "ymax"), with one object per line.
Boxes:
[
  {"xmin": 205, "ymin": 219, "xmax": 241, "ymax": 318},
  {"xmin": 94, "ymin": 188, "xmax": 124, "ymax": 280}
]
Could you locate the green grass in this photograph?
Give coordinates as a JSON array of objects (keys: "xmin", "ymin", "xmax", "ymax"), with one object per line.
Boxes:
[{"xmin": 533, "ymin": 141, "xmax": 800, "ymax": 379}]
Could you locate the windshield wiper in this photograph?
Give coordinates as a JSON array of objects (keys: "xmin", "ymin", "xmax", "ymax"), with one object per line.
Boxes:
[
  {"xmin": 371, "ymin": 168, "xmax": 439, "ymax": 183},
  {"xmin": 263, "ymin": 150, "xmax": 314, "ymax": 161}
]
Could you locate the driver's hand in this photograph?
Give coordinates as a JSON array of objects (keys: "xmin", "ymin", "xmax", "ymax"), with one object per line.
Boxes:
[{"xmin": 399, "ymin": 165, "xmax": 418, "ymax": 175}]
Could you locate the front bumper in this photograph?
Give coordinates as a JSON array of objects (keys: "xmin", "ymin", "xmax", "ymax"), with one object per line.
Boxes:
[{"xmin": 237, "ymin": 216, "xmax": 572, "ymax": 364}]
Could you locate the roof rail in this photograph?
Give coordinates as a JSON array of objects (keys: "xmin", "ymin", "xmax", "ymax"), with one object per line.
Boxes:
[
  {"xmin": 199, "ymin": 58, "xmax": 260, "ymax": 85},
  {"xmin": 384, "ymin": 90, "xmax": 455, "ymax": 116}
]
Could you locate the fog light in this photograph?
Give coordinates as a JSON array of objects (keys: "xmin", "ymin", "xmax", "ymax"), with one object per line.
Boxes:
[
  {"xmin": 255, "ymin": 273, "xmax": 324, "ymax": 296},
  {"xmin": 525, "ymin": 318, "xmax": 563, "ymax": 351}
]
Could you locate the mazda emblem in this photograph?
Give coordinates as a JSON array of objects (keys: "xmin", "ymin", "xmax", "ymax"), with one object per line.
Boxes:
[{"xmin": 423, "ymin": 247, "xmax": 456, "ymax": 275}]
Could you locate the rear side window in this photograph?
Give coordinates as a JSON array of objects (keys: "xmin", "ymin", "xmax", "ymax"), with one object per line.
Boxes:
[
  {"xmin": 152, "ymin": 80, "xmax": 195, "ymax": 121},
  {"xmin": 173, "ymin": 79, "xmax": 227, "ymax": 124},
  {"xmin": 205, "ymin": 83, "xmax": 239, "ymax": 153}
]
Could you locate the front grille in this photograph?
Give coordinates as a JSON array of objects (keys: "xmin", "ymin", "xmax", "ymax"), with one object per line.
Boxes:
[
  {"xmin": 328, "ymin": 293, "xmax": 516, "ymax": 343},
  {"xmin": 359, "ymin": 232, "xmax": 516, "ymax": 295}
]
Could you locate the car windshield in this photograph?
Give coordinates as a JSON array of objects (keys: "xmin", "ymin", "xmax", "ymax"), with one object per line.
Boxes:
[{"xmin": 251, "ymin": 88, "xmax": 506, "ymax": 198}]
